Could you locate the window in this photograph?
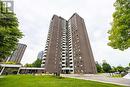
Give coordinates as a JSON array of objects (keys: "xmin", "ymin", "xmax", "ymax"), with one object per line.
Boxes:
[
  {"xmin": 70, "ymin": 59, "xmax": 72, "ymax": 60},
  {"xmin": 62, "ymin": 62, "xmax": 65, "ymax": 64},
  {"xmin": 70, "ymin": 66, "xmax": 73, "ymax": 68},
  {"xmin": 69, "ymin": 52, "xmax": 72, "ymax": 54},
  {"xmin": 70, "ymin": 70, "xmax": 73, "ymax": 72},
  {"xmin": 62, "ymin": 55, "xmax": 65, "ymax": 57},
  {"xmin": 62, "ymin": 58, "xmax": 65, "ymax": 60},
  {"xmin": 62, "ymin": 52, "xmax": 65, "ymax": 54},
  {"xmin": 69, "ymin": 55, "xmax": 72, "ymax": 57}
]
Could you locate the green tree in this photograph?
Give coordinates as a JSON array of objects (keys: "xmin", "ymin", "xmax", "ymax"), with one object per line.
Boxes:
[
  {"xmin": 102, "ymin": 62, "xmax": 112, "ymax": 73},
  {"xmin": 24, "ymin": 63, "xmax": 33, "ymax": 67},
  {"xmin": 0, "ymin": 1, "xmax": 23, "ymax": 60},
  {"xmin": 32, "ymin": 59, "xmax": 42, "ymax": 67},
  {"xmin": 96, "ymin": 63, "xmax": 102, "ymax": 73},
  {"xmin": 124, "ymin": 66, "xmax": 130, "ymax": 72},
  {"xmin": 116, "ymin": 66, "xmax": 125, "ymax": 73},
  {"xmin": 4, "ymin": 61, "xmax": 16, "ymax": 64},
  {"xmin": 111, "ymin": 66, "xmax": 117, "ymax": 72},
  {"xmin": 108, "ymin": 0, "xmax": 130, "ymax": 51}
]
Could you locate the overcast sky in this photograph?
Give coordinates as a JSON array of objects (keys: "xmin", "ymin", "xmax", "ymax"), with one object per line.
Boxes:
[{"xmin": 14, "ymin": 0, "xmax": 130, "ymax": 66}]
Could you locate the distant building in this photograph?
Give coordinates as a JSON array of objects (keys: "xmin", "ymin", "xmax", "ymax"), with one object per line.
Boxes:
[
  {"xmin": 42, "ymin": 13, "xmax": 97, "ymax": 74},
  {"xmin": 6, "ymin": 43, "xmax": 27, "ymax": 64},
  {"xmin": 37, "ymin": 51, "xmax": 44, "ymax": 60},
  {"xmin": 102, "ymin": 60, "xmax": 107, "ymax": 63}
]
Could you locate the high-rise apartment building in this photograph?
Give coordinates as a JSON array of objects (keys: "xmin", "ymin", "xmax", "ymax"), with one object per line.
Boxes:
[
  {"xmin": 6, "ymin": 43, "xmax": 27, "ymax": 64},
  {"xmin": 42, "ymin": 13, "xmax": 97, "ymax": 74},
  {"xmin": 37, "ymin": 51, "xmax": 44, "ymax": 60}
]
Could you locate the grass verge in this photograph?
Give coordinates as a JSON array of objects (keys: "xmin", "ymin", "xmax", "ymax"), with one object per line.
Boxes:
[{"xmin": 0, "ymin": 75, "xmax": 127, "ymax": 87}]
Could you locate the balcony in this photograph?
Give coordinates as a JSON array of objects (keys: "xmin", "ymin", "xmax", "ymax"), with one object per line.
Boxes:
[{"xmin": 70, "ymin": 64, "xmax": 73, "ymax": 66}]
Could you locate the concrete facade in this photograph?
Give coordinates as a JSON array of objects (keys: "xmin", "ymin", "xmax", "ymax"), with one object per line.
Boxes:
[
  {"xmin": 42, "ymin": 13, "xmax": 97, "ymax": 74},
  {"xmin": 6, "ymin": 43, "xmax": 27, "ymax": 64}
]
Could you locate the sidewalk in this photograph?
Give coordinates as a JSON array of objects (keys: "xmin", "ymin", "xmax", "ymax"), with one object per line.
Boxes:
[{"xmin": 61, "ymin": 74, "xmax": 130, "ymax": 86}]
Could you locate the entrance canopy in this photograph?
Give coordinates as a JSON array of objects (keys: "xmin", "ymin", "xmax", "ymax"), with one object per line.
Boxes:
[
  {"xmin": 0, "ymin": 64, "xmax": 22, "ymax": 68},
  {"xmin": 20, "ymin": 67, "xmax": 45, "ymax": 70}
]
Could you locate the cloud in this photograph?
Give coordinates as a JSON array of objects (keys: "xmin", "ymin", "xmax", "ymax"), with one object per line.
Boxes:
[{"xmin": 14, "ymin": 0, "xmax": 130, "ymax": 66}]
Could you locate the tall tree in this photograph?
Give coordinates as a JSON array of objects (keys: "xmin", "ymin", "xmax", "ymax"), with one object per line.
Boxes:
[
  {"xmin": 111, "ymin": 66, "xmax": 117, "ymax": 72},
  {"xmin": 0, "ymin": 1, "xmax": 23, "ymax": 60},
  {"xmin": 116, "ymin": 66, "xmax": 125, "ymax": 73},
  {"xmin": 96, "ymin": 62, "xmax": 102, "ymax": 73},
  {"xmin": 108, "ymin": 0, "xmax": 130, "ymax": 50},
  {"xmin": 32, "ymin": 59, "xmax": 42, "ymax": 67},
  {"xmin": 102, "ymin": 62, "xmax": 112, "ymax": 73}
]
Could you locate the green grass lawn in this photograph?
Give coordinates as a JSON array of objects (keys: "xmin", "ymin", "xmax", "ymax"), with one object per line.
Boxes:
[
  {"xmin": 111, "ymin": 74, "xmax": 122, "ymax": 78},
  {"xmin": 0, "ymin": 75, "xmax": 126, "ymax": 87}
]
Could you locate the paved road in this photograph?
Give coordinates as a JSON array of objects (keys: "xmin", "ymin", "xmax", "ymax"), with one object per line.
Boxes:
[{"xmin": 61, "ymin": 74, "xmax": 130, "ymax": 86}]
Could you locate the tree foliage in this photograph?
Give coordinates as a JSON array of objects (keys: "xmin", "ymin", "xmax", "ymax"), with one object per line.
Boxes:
[
  {"xmin": 108, "ymin": 0, "xmax": 130, "ymax": 50},
  {"xmin": 102, "ymin": 62, "xmax": 112, "ymax": 73},
  {"xmin": 24, "ymin": 59, "xmax": 42, "ymax": 67},
  {"xmin": 32, "ymin": 59, "xmax": 42, "ymax": 67},
  {"xmin": 4, "ymin": 61, "xmax": 16, "ymax": 64},
  {"xmin": 0, "ymin": 1, "xmax": 23, "ymax": 59},
  {"xmin": 96, "ymin": 63, "xmax": 102, "ymax": 73},
  {"xmin": 111, "ymin": 66, "xmax": 117, "ymax": 73},
  {"xmin": 116, "ymin": 66, "xmax": 125, "ymax": 73},
  {"xmin": 96, "ymin": 61, "xmax": 129, "ymax": 73},
  {"xmin": 24, "ymin": 63, "xmax": 33, "ymax": 67}
]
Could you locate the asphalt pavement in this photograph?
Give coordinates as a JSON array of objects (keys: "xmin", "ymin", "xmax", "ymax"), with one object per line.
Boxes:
[{"xmin": 61, "ymin": 74, "xmax": 130, "ymax": 86}]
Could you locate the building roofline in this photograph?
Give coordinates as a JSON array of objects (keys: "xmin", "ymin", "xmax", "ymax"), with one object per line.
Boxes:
[
  {"xmin": 68, "ymin": 13, "xmax": 83, "ymax": 21},
  {"xmin": 51, "ymin": 14, "xmax": 58, "ymax": 20},
  {"xmin": 68, "ymin": 13, "xmax": 78, "ymax": 20},
  {"xmin": 51, "ymin": 13, "xmax": 82, "ymax": 21},
  {"xmin": 51, "ymin": 14, "xmax": 67, "ymax": 21},
  {"xmin": 18, "ymin": 43, "xmax": 27, "ymax": 47}
]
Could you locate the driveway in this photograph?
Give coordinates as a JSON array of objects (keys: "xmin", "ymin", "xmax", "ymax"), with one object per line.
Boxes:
[{"xmin": 61, "ymin": 74, "xmax": 130, "ymax": 86}]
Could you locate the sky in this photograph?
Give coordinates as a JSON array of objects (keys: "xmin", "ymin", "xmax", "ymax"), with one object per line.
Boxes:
[{"xmin": 14, "ymin": 0, "xmax": 130, "ymax": 67}]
